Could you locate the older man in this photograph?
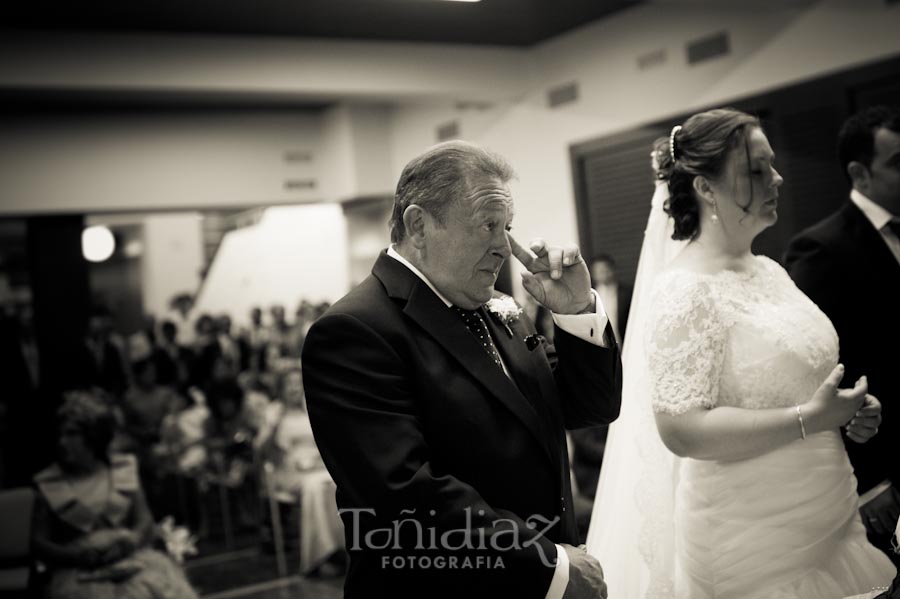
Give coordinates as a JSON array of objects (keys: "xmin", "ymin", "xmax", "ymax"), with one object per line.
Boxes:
[
  {"xmin": 302, "ymin": 141, "xmax": 621, "ymax": 598},
  {"xmin": 785, "ymin": 105, "xmax": 900, "ymax": 566}
]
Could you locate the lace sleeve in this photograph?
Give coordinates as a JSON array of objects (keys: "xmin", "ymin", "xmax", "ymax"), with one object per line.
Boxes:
[{"xmin": 647, "ymin": 278, "xmax": 728, "ymax": 415}]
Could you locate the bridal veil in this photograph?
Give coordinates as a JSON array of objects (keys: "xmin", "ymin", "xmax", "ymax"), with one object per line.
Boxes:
[{"xmin": 585, "ymin": 147, "xmax": 687, "ymax": 598}]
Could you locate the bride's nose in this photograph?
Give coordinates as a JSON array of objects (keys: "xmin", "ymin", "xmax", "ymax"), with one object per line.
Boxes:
[{"xmin": 771, "ymin": 166, "xmax": 784, "ymax": 189}]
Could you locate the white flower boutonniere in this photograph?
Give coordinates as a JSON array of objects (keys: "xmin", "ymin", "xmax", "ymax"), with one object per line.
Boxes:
[{"xmin": 485, "ymin": 296, "xmax": 522, "ymax": 337}]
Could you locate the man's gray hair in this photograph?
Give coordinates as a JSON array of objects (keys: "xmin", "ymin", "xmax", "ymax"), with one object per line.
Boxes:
[{"xmin": 389, "ymin": 140, "xmax": 515, "ymax": 244}]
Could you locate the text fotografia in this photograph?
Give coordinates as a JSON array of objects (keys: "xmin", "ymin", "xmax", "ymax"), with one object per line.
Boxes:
[
  {"xmin": 383, "ymin": 555, "xmax": 505, "ymax": 570},
  {"xmin": 339, "ymin": 507, "xmax": 561, "ymax": 568}
]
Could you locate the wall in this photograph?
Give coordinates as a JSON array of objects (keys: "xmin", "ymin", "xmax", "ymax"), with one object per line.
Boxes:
[
  {"xmin": 317, "ymin": 103, "xmax": 395, "ymax": 203},
  {"xmin": 192, "ymin": 203, "xmax": 348, "ymax": 326},
  {"xmin": 0, "ymin": 112, "xmax": 322, "ymax": 214},
  {"xmin": 141, "ymin": 212, "xmax": 205, "ymax": 319}
]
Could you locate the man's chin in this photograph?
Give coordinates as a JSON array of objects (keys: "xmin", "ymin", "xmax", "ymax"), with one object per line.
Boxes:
[
  {"xmin": 456, "ymin": 288, "xmax": 494, "ymax": 309},
  {"xmin": 478, "ymin": 286, "xmax": 496, "ymax": 303}
]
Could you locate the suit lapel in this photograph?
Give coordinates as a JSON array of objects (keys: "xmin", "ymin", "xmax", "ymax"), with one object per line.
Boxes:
[
  {"xmin": 484, "ymin": 310, "xmax": 547, "ymax": 414},
  {"xmin": 373, "ymin": 252, "xmax": 555, "ymax": 467},
  {"xmin": 843, "ymin": 203, "xmax": 900, "ymax": 280},
  {"xmin": 484, "ymin": 310, "xmax": 562, "ymax": 463}
]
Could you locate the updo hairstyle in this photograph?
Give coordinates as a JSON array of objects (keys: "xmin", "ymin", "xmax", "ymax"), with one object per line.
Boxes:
[{"xmin": 657, "ymin": 108, "xmax": 760, "ymax": 240}]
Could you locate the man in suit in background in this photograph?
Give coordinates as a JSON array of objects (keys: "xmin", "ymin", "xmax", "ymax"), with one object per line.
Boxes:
[
  {"xmin": 589, "ymin": 255, "xmax": 631, "ymax": 345},
  {"xmin": 302, "ymin": 141, "xmax": 621, "ymax": 598},
  {"xmin": 785, "ymin": 105, "xmax": 900, "ymax": 566}
]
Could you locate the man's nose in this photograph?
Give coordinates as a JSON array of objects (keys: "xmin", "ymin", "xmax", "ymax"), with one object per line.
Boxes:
[{"xmin": 493, "ymin": 230, "xmax": 511, "ymax": 258}]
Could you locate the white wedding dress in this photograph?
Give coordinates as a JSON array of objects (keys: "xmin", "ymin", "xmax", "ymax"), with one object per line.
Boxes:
[
  {"xmin": 645, "ymin": 257, "xmax": 895, "ymax": 598},
  {"xmin": 585, "ymin": 181, "xmax": 895, "ymax": 598}
]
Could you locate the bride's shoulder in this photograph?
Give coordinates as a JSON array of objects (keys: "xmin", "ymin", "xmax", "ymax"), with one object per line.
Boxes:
[
  {"xmin": 654, "ymin": 251, "xmax": 720, "ymax": 293},
  {"xmin": 650, "ymin": 266, "xmax": 716, "ymax": 309},
  {"xmin": 753, "ymin": 254, "xmax": 788, "ymax": 274}
]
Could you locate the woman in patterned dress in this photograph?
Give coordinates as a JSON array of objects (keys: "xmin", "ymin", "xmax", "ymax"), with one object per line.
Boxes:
[{"xmin": 31, "ymin": 392, "xmax": 197, "ymax": 599}]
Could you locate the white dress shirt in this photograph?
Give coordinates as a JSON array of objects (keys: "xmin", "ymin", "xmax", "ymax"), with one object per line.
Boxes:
[
  {"xmin": 387, "ymin": 246, "xmax": 610, "ymax": 599},
  {"xmin": 594, "ymin": 283, "xmax": 620, "ymax": 344},
  {"xmin": 851, "ymin": 189, "xmax": 900, "ymax": 265}
]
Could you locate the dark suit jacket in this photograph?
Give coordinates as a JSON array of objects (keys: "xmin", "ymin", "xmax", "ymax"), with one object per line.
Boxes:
[
  {"xmin": 301, "ymin": 252, "xmax": 622, "ymax": 599},
  {"xmin": 75, "ymin": 339, "xmax": 128, "ymax": 398},
  {"xmin": 785, "ymin": 201, "xmax": 900, "ymax": 494},
  {"xmin": 569, "ymin": 426, "xmax": 608, "ymax": 500},
  {"xmin": 592, "ymin": 283, "xmax": 632, "ymax": 344},
  {"xmin": 617, "ymin": 284, "xmax": 633, "ymax": 343}
]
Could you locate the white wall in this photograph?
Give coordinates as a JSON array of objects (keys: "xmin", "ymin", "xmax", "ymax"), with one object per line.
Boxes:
[
  {"xmin": 141, "ymin": 212, "xmax": 205, "ymax": 319},
  {"xmin": 0, "ymin": 112, "xmax": 322, "ymax": 214},
  {"xmin": 317, "ymin": 105, "xmax": 359, "ymax": 204},
  {"xmin": 192, "ymin": 203, "xmax": 348, "ymax": 326},
  {"xmin": 387, "ymin": 0, "xmax": 900, "ymax": 300},
  {"xmin": 317, "ymin": 103, "xmax": 395, "ymax": 203}
]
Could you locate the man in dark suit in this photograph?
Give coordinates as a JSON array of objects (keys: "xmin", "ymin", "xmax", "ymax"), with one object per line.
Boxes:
[
  {"xmin": 302, "ymin": 141, "xmax": 622, "ymax": 598},
  {"xmin": 785, "ymin": 105, "xmax": 900, "ymax": 566},
  {"xmin": 77, "ymin": 306, "xmax": 128, "ymax": 398}
]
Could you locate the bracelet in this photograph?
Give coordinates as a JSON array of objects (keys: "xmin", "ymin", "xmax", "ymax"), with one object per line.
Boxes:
[{"xmin": 795, "ymin": 405, "xmax": 807, "ymax": 440}]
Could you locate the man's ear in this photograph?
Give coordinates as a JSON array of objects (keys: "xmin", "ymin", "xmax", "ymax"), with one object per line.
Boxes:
[
  {"xmin": 402, "ymin": 205, "xmax": 428, "ymax": 248},
  {"xmin": 847, "ymin": 161, "xmax": 869, "ymax": 191},
  {"xmin": 692, "ymin": 175, "xmax": 715, "ymax": 206}
]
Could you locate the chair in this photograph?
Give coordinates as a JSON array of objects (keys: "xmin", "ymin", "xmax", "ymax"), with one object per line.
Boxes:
[
  {"xmin": 0, "ymin": 487, "xmax": 35, "ymax": 593},
  {"xmin": 261, "ymin": 461, "xmax": 290, "ymax": 579}
]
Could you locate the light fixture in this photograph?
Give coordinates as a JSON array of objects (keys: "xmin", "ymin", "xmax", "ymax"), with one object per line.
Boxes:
[
  {"xmin": 82, "ymin": 226, "xmax": 116, "ymax": 262},
  {"xmin": 440, "ymin": 0, "xmax": 481, "ymax": 2}
]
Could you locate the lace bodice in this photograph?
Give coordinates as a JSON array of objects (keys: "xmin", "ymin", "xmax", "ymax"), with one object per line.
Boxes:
[{"xmin": 647, "ymin": 255, "xmax": 839, "ymax": 415}]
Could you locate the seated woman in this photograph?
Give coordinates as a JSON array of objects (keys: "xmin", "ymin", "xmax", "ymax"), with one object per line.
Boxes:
[
  {"xmin": 260, "ymin": 369, "xmax": 344, "ymax": 575},
  {"xmin": 31, "ymin": 392, "xmax": 198, "ymax": 599}
]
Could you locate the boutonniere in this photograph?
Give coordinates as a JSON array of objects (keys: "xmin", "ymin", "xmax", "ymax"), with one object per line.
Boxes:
[{"xmin": 485, "ymin": 296, "xmax": 522, "ymax": 338}]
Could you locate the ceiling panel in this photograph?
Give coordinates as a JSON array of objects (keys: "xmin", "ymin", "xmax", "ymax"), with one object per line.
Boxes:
[{"xmin": 1, "ymin": 0, "xmax": 641, "ymax": 47}]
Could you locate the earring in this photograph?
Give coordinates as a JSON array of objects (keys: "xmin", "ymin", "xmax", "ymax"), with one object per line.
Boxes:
[{"xmin": 710, "ymin": 201, "xmax": 719, "ymax": 223}]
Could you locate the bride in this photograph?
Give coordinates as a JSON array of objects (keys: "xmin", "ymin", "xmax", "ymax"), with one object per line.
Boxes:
[{"xmin": 585, "ymin": 107, "xmax": 896, "ymax": 598}]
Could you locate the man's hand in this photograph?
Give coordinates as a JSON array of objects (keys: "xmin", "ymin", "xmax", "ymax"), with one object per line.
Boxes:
[
  {"xmin": 845, "ymin": 393, "xmax": 882, "ymax": 443},
  {"xmin": 509, "ymin": 235, "xmax": 592, "ymax": 315},
  {"xmin": 561, "ymin": 543, "xmax": 607, "ymax": 599},
  {"xmin": 860, "ymin": 485, "xmax": 900, "ymax": 537}
]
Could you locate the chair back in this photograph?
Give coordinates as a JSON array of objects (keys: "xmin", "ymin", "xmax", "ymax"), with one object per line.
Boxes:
[
  {"xmin": 0, "ymin": 487, "xmax": 34, "ymax": 561},
  {"xmin": 0, "ymin": 487, "xmax": 35, "ymax": 591}
]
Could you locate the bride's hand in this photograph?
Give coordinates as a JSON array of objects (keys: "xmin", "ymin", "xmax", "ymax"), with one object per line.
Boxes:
[{"xmin": 804, "ymin": 364, "xmax": 867, "ymax": 433}]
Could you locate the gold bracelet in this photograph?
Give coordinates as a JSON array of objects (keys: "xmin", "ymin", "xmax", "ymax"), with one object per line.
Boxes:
[{"xmin": 796, "ymin": 405, "xmax": 807, "ymax": 440}]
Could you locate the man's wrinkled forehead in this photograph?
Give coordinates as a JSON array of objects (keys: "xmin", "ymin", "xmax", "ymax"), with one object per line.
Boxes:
[{"xmin": 464, "ymin": 178, "xmax": 514, "ymax": 213}]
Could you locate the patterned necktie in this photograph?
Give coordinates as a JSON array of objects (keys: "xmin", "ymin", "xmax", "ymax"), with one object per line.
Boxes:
[{"xmin": 453, "ymin": 307, "xmax": 503, "ymax": 371}]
